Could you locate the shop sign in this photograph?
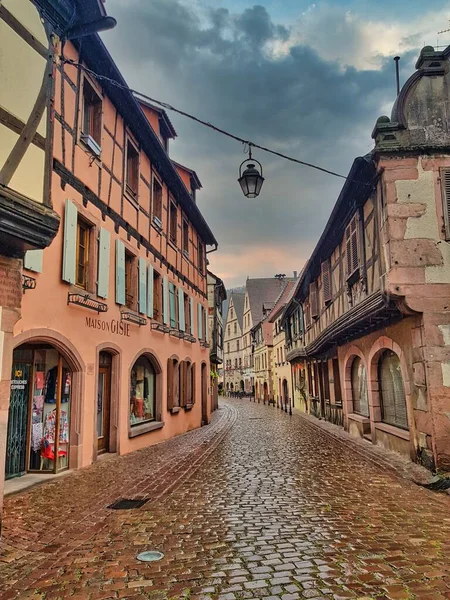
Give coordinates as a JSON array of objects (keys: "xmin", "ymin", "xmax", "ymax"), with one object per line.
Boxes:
[
  {"xmin": 11, "ymin": 369, "xmax": 27, "ymax": 390},
  {"xmin": 85, "ymin": 316, "xmax": 131, "ymax": 337}
]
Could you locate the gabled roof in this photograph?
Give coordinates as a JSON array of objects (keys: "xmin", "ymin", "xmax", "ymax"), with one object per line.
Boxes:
[
  {"xmin": 135, "ymin": 97, "xmax": 177, "ymax": 139},
  {"xmin": 246, "ymin": 278, "xmax": 294, "ymax": 326},
  {"xmin": 268, "ymin": 279, "xmax": 297, "ymax": 323},
  {"xmin": 171, "ymin": 160, "xmax": 202, "ymax": 190},
  {"xmin": 230, "ymin": 292, "xmax": 245, "ymax": 328}
]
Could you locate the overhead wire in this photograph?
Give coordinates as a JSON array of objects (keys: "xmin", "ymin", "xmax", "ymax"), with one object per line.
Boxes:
[{"xmin": 62, "ymin": 57, "xmax": 371, "ymax": 186}]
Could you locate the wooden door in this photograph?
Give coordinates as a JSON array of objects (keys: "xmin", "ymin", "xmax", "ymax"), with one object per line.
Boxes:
[
  {"xmin": 201, "ymin": 363, "xmax": 208, "ymax": 425},
  {"xmin": 97, "ymin": 365, "xmax": 111, "ymax": 453}
]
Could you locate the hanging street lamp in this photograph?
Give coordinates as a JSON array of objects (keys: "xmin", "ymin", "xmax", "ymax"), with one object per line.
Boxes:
[{"xmin": 238, "ymin": 145, "xmax": 264, "ymax": 198}]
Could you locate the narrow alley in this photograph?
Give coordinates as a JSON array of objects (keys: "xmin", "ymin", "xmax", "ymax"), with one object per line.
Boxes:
[{"xmin": 1, "ymin": 399, "xmax": 450, "ymax": 600}]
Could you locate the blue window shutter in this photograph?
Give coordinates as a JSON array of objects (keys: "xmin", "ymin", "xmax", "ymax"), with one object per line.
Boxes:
[
  {"xmin": 198, "ymin": 302, "xmax": 203, "ymax": 340},
  {"xmin": 190, "ymin": 297, "xmax": 195, "ymax": 335},
  {"xmin": 169, "ymin": 282, "xmax": 176, "ymax": 328},
  {"xmin": 97, "ymin": 228, "xmax": 110, "ymax": 299},
  {"xmin": 62, "ymin": 199, "xmax": 77, "ymax": 284},
  {"xmin": 178, "ymin": 287, "xmax": 185, "ymax": 331},
  {"xmin": 163, "ymin": 275, "xmax": 169, "ymax": 325},
  {"xmin": 115, "ymin": 239, "xmax": 125, "ymax": 305},
  {"xmin": 24, "ymin": 250, "xmax": 43, "ymax": 273},
  {"xmin": 147, "ymin": 265, "xmax": 154, "ymax": 318},
  {"xmin": 138, "ymin": 257, "xmax": 147, "ymax": 314}
]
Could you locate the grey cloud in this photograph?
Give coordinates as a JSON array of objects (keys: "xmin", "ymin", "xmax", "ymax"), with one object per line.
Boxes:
[{"xmin": 103, "ymin": 0, "xmax": 423, "ymax": 283}]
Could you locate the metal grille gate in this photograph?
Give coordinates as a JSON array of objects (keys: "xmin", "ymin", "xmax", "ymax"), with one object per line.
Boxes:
[{"xmin": 6, "ymin": 362, "xmax": 31, "ymax": 479}]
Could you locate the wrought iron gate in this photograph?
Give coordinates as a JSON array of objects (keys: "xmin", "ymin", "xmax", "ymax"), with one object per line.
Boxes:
[{"xmin": 5, "ymin": 362, "xmax": 31, "ymax": 479}]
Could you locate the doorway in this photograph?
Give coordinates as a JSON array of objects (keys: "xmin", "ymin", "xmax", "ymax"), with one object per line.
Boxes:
[
  {"xmin": 201, "ymin": 363, "xmax": 208, "ymax": 425},
  {"xmin": 97, "ymin": 352, "xmax": 112, "ymax": 454},
  {"xmin": 282, "ymin": 379, "xmax": 289, "ymax": 405}
]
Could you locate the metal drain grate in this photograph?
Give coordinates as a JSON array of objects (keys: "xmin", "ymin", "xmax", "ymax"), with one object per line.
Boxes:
[{"xmin": 108, "ymin": 498, "xmax": 149, "ymax": 510}]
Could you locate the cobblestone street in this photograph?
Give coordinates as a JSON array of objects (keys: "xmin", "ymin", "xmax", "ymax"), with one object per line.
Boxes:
[{"xmin": 2, "ymin": 399, "xmax": 450, "ymax": 600}]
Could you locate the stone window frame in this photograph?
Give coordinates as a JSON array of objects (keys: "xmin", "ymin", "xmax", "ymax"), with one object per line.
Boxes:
[{"xmin": 127, "ymin": 349, "xmax": 164, "ymax": 438}]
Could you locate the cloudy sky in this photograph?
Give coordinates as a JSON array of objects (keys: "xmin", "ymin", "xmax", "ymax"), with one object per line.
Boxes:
[{"xmin": 104, "ymin": 0, "xmax": 450, "ymax": 288}]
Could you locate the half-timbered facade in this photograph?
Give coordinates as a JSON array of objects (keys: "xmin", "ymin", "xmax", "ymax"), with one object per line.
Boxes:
[
  {"xmin": 284, "ymin": 45, "xmax": 450, "ymax": 470},
  {"xmin": 5, "ymin": 15, "xmax": 217, "ymax": 489}
]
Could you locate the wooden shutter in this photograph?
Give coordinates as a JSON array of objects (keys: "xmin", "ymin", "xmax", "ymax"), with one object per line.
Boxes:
[
  {"xmin": 97, "ymin": 228, "xmax": 110, "ymax": 299},
  {"xmin": 204, "ymin": 305, "xmax": 209, "ymax": 341},
  {"xmin": 138, "ymin": 257, "xmax": 147, "ymax": 314},
  {"xmin": 345, "ymin": 215, "xmax": 359, "ymax": 278},
  {"xmin": 442, "ymin": 169, "xmax": 450, "ymax": 240},
  {"xmin": 190, "ymin": 297, "xmax": 195, "ymax": 335},
  {"xmin": 321, "ymin": 259, "xmax": 332, "ymax": 304},
  {"xmin": 146, "ymin": 265, "xmax": 154, "ymax": 318},
  {"xmin": 180, "ymin": 361, "xmax": 186, "ymax": 407},
  {"xmin": 167, "ymin": 358, "xmax": 174, "ymax": 411},
  {"xmin": 24, "ymin": 250, "xmax": 43, "ymax": 273},
  {"xmin": 198, "ymin": 303, "xmax": 203, "ymax": 340},
  {"xmin": 191, "ymin": 363, "xmax": 196, "ymax": 404},
  {"xmin": 162, "ymin": 275, "xmax": 169, "ymax": 325},
  {"xmin": 62, "ymin": 199, "xmax": 77, "ymax": 284},
  {"xmin": 115, "ymin": 239, "xmax": 125, "ymax": 305},
  {"xmin": 310, "ymin": 283, "xmax": 318, "ymax": 318},
  {"xmin": 178, "ymin": 287, "xmax": 185, "ymax": 331}
]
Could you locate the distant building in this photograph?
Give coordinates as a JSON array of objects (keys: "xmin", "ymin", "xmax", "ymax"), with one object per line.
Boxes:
[
  {"xmin": 207, "ymin": 271, "xmax": 226, "ymax": 411},
  {"xmin": 223, "ymin": 292, "xmax": 245, "ymax": 393}
]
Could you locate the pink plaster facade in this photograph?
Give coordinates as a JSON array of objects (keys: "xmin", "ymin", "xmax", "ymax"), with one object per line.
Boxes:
[{"xmin": 8, "ymin": 33, "xmax": 216, "ymax": 478}]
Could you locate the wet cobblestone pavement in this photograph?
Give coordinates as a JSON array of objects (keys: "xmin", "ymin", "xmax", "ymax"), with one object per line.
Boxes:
[{"xmin": 2, "ymin": 399, "xmax": 450, "ymax": 600}]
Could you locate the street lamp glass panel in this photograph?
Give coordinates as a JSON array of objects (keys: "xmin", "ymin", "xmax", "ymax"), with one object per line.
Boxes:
[{"xmin": 238, "ymin": 163, "xmax": 264, "ymax": 198}]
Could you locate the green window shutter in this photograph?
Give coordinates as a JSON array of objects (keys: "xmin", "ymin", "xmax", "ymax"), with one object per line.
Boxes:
[
  {"xmin": 24, "ymin": 250, "xmax": 43, "ymax": 273},
  {"xmin": 163, "ymin": 275, "xmax": 169, "ymax": 325},
  {"xmin": 97, "ymin": 228, "xmax": 110, "ymax": 299},
  {"xmin": 198, "ymin": 302, "xmax": 203, "ymax": 340},
  {"xmin": 169, "ymin": 282, "xmax": 176, "ymax": 328},
  {"xmin": 62, "ymin": 199, "xmax": 77, "ymax": 284},
  {"xmin": 115, "ymin": 239, "xmax": 125, "ymax": 305},
  {"xmin": 178, "ymin": 287, "xmax": 185, "ymax": 331},
  {"xmin": 138, "ymin": 257, "xmax": 147, "ymax": 314},
  {"xmin": 190, "ymin": 297, "xmax": 195, "ymax": 335},
  {"xmin": 147, "ymin": 264, "xmax": 154, "ymax": 318}
]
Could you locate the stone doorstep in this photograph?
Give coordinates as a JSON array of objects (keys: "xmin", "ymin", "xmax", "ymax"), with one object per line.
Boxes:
[
  {"xmin": 292, "ymin": 407, "xmax": 436, "ymax": 486},
  {"xmin": 4, "ymin": 468, "xmax": 73, "ymax": 497}
]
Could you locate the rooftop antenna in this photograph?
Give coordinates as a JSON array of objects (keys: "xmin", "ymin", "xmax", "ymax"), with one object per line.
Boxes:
[{"xmin": 394, "ymin": 56, "xmax": 400, "ymax": 96}]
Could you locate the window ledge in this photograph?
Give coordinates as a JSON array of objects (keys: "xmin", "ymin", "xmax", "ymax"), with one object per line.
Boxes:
[
  {"xmin": 375, "ymin": 421, "xmax": 410, "ymax": 441},
  {"xmin": 168, "ymin": 239, "xmax": 177, "ymax": 251},
  {"xmin": 184, "ymin": 404, "xmax": 194, "ymax": 411},
  {"xmin": 170, "ymin": 407, "xmax": 181, "ymax": 415},
  {"xmin": 129, "ymin": 421, "xmax": 164, "ymax": 438},
  {"xmin": 348, "ymin": 413, "xmax": 370, "ymax": 423},
  {"xmin": 124, "ymin": 190, "xmax": 139, "ymax": 209}
]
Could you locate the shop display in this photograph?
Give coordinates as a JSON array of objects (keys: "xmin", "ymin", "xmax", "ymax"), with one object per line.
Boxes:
[{"xmin": 130, "ymin": 357, "xmax": 156, "ymax": 426}]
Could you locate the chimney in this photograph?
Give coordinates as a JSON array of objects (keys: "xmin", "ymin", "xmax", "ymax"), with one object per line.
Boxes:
[{"xmin": 294, "ymin": 270, "xmax": 298, "ymax": 279}]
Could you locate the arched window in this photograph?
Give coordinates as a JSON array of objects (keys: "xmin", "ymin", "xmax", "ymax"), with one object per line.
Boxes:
[
  {"xmin": 351, "ymin": 357, "xmax": 369, "ymax": 417},
  {"xmin": 130, "ymin": 356, "xmax": 156, "ymax": 426},
  {"xmin": 379, "ymin": 350, "xmax": 408, "ymax": 429}
]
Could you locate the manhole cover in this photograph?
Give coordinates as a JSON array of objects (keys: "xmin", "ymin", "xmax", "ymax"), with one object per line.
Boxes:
[
  {"xmin": 108, "ymin": 498, "xmax": 149, "ymax": 510},
  {"xmin": 136, "ymin": 550, "xmax": 164, "ymax": 562}
]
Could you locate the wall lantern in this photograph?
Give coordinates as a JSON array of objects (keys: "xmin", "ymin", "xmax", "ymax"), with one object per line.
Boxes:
[{"xmin": 238, "ymin": 145, "xmax": 264, "ymax": 198}]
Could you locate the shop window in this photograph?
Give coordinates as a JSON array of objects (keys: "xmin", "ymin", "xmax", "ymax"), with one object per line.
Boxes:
[
  {"xmin": 182, "ymin": 219, "xmax": 189, "ymax": 256},
  {"xmin": 125, "ymin": 251, "xmax": 136, "ymax": 310},
  {"xmin": 126, "ymin": 139, "xmax": 139, "ymax": 199},
  {"xmin": 130, "ymin": 356, "xmax": 156, "ymax": 426},
  {"xmin": 7, "ymin": 346, "xmax": 72, "ymax": 478},
  {"xmin": 153, "ymin": 270, "xmax": 162, "ymax": 322},
  {"xmin": 351, "ymin": 357, "xmax": 369, "ymax": 416},
  {"xmin": 152, "ymin": 178, "xmax": 163, "ymax": 227},
  {"xmin": 81, "ymin": 78, "xmax": 102, "ymax": 154},
  {"xmin": 76, "ymin": 218, "xmax": 91, "ymax": 289},
  {"xmin": 379, "ymin": 350, "xmax": 408, "ymax": 429},
  {"xmin": 169, "ymin": 201, "xmax": 177, "ymax": 245}
]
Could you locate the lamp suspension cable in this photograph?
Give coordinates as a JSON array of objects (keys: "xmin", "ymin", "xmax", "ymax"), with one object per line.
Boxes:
[{"xmin": 62, "ymin": 58, "xmax": 370, "ymax": 186}]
